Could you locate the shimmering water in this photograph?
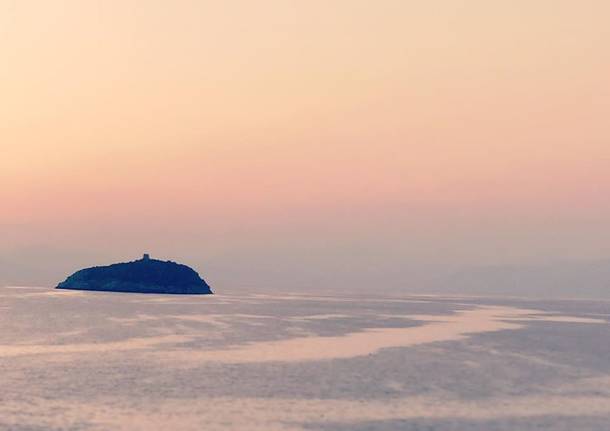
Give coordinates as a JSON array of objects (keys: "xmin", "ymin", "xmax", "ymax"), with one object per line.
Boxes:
[{"xmin": 1, "ymin": 286, "xmax": 609, "ymax": 430}]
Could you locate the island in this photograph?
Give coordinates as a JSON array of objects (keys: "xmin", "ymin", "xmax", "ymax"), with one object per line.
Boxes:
[{"xmin": 56, "ymin": 254, "xmax": 213, "ymax": 294}]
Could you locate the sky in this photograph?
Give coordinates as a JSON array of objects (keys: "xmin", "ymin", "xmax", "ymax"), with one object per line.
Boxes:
[{"xmin": 1, "ymin": 1, "xmax": 610, "ymax": 295}]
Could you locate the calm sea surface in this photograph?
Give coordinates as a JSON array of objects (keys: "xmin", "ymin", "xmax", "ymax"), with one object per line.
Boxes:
[{"xmin": 1, "ymin": 286, "xmax": 609, "ymax": 430}]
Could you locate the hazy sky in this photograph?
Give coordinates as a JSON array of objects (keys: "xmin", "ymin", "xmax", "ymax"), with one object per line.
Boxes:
[{"xmin": 1, "ymin": 1, "xmax": 609, "ymax": 292}]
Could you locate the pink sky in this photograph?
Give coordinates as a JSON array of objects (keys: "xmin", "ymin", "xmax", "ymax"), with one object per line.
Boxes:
[{"xmin": 1, "ymin": 1, "xmax": 609, "ymax": 290}]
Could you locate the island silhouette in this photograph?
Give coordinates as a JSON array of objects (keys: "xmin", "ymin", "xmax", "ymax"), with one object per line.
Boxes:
[{"xmin": 56, "ymin": 254, "xmax": 212, "ymax": 294}]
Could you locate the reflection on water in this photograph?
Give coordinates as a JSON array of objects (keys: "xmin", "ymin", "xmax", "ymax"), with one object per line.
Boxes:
[
  {"xmin": 0, "ymin": 334, "xmax": 193, "ymax": 357},
  {"xmin": 156, "ymin": 306, "xmax": 579, "ymax": 364},
  {"xmin": 0, "ymin": 287, "xmax": 608, "ymax": 431}
]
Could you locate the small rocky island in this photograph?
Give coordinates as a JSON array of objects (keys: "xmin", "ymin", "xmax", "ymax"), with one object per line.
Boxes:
[{"xmin": 56, "ymin": 254, "xmax": 212, "ymax": 294}]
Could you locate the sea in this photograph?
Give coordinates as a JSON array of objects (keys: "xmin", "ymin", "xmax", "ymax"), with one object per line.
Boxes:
[{"xmin": 1, "ymin": 286, "xmax": 609, "ymax": 430}]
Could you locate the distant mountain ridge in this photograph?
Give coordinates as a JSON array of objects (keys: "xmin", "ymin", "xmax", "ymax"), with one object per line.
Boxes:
[{"xmin": 56, "ymin": 255, "xmax": 212, "ymax": 294}]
